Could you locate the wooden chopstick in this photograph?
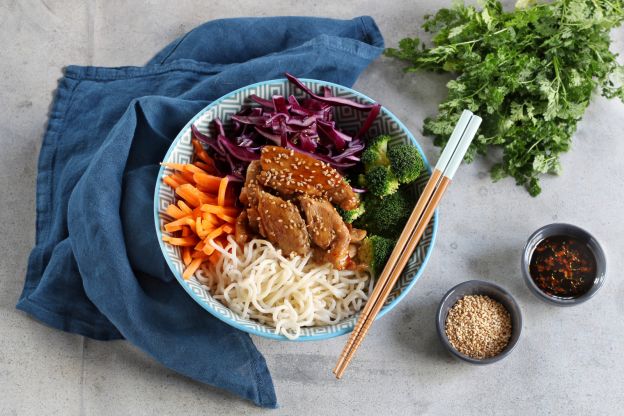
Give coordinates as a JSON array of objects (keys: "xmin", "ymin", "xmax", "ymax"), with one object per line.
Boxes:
[
  {"xmin": 334, "ymin": 177, "xmax": 450, "ymax": 377},
  {"xmin": 334, "ymin": 113, "xmax": 482, "ymax": 377},
  {"xmin": 333, "ymin": 111, "xmax": 473, "ymax": 375},
  {"xmin": 333, "ymin": 111, "xmax": 482, "ymax": 378}
]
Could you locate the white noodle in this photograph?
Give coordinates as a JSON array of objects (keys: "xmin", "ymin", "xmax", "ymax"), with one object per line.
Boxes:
[{"xmin": 197, "ymin": 236, "xmax": 371, "ymax": 340}]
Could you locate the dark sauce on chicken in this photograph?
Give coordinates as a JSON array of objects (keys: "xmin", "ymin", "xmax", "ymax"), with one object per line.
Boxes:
[{"xmin": 529, "ymin": 235, "xmax": 596, "ymax": 298}]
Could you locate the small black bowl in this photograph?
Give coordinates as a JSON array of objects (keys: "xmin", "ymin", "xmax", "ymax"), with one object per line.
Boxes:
[
  {"xmin": 436, "ymin": 280, "xmax": 522, "ymax": 364},
  {"xmin": 521, "ymin": 223, "xmax": 607, "ymax": 306}
]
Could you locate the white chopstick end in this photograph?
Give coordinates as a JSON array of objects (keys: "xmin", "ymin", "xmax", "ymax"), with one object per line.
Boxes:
[{"xmin": 444, "ymin": 113, "xmax": 482, "ymax": 180}]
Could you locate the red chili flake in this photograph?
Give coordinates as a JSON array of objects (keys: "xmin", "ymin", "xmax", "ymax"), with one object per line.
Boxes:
[{"xmin": 529, "ymin": 235, "xmax": 596, "ymax": 298}]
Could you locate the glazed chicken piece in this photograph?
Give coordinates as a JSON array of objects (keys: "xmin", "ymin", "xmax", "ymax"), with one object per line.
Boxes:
[
  {"xmin": 257, "ymin": 191, "xmax": 310, "ymax": 257},
  {"xmin": 238, "ymin": 148, "xmax": 362, "ymax": 264},
  {"xmin": 349, "ymin": 226, "xmax": 367, "ymax": 243},
  {"xmin": 246, "ymin": 206, "xmax": 261, "ymax": 234},
  {"xmin": 258, "ymin": 146, "xmax": 359, "ymax": 211},
  {"xmin": 298, "ymin": 196, "xmax": 335, "ymax": 249},
  {"xmin": 298, "ymin": 196, "xmax": 351, "ymax": 269},
  {"xmin": 240, "ymin": 160, "xmax": 263, "ymax": 234},
  {"xmin": 234, "ymin": 211, "xmax": 252, "ymax": 245},
  {"xmin": 239, "ymin": 160, "xmax": 262, "ymax": 206}
]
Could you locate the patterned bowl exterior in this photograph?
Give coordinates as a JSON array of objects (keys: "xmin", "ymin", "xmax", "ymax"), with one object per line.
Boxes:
[{"xmin": 154, "ymin": 78, "xmax": 438, "ymax": 341}]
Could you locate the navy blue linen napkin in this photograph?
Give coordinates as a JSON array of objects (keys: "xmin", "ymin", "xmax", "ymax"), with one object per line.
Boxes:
[{"xmin": 17, "ymin": 16, "xmax": 384, "ymax": 407}]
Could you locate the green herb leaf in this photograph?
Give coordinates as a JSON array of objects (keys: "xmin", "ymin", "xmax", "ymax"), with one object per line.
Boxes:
[{"xmin": 386, "ymin": 0, "xmax": 624, "ymax": 195}]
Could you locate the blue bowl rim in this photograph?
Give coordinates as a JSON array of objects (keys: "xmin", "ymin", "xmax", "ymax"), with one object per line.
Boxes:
[
  {"xmin": 153, "ymin": 77, "xmax": 439, "ymax": 341},
  {"xmin": 521, "ymin": 222, "xmax": 607, "ymax": 306},
  {"xmin": 435, "ymin": 280, "xmax": 523, "ymax": 364}
]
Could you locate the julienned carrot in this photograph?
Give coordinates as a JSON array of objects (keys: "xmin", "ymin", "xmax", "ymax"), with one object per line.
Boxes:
[
  {"xmin": 179, "ymin": 170, "xmax": 196, "ymax": 184},
  {"xmin": 182, "ymin": 258, "xmax": 203, "ymax": 279},
  {"xmin": 192, "ymin": 139, "xmax": 218, "ymax": 173},
  {"xmin": 194, "ymin": 239, "xmax": 205, "ymax": 252},
  {"xmin": 175, "ymin": 185, "xmax": 201, "ymax": 207},
  {"xmin": 176, "ymin": 184, "xmax": 214, "ymax": 207},
  {"xmin": 163, "ymin": 176, "xmax": 181, "ymax": 189},
  {"xmin": 200, "ymin": 204, "xmax": 239, "ymax": 216},
  {"xmin": 193, "ymin": 172, "xmax": 221, "ymax": 192},
  {"xmin": 170, "ymin": 173, "xmax": 190, "ymax": 185},
  {"xmin": 162, "ymin": 236, "xmax": 198, "ymax": 246},
  {"xmin": 161, "ymin": 162, "xmax": 187, "ymax": 171},
  {"xmin": 216, "ymin": 214, "xmax": 236, "ymax": 224},
  {"xmin": 161, "ymin": 160, "xmax": 240, "ymax": 279},
  {"xmin": 164, "ymin": 217, "xmax": 197, "ymax": 233},
  {"xmin": 183, "ymin": 164, "xmax": 205, "ymax": 175},
  {"xmin": 191, "ymin": 251, "xmax": 209, "ymax": 260},
  {"xmin": 166, "ymin": 203, "xmax": 185, "ymax": 220},
  {"xmin": 178, "ymin": 200, "xmax": 192, "ymax": 214},
  {"xmin": 194, "ymin": 160, "xmax": 217, "ymax": 174},
  {"xmin": 208, "ymin": 251, "xmax": 221, "ymax": 265},
  {"xmin": 217, "ymin": 177, "xmax": 228, "ymax": 207},
  {"xmin": 206, "ymin": 225, "xmax": 226, "ymax": 241},
  {"xmin": 203, "ymin": 212, "xmax": 220, "ymax": 225},
  {"xmin": 203, "ymin": 242, "xmax": 216, "ymax": 256},
  {"xmin": 182, "ymin": 247, "xmax": 192, "ymax": 266},
  {"xmin": 196, "ymin": 217, "xmax": 211, "ymax": 239},
  {"xmin": 203, "ymin": 238, "xmax": 226, "ymax": 260},
  {"xmin": 162, "ymin": 162, "xmax": 210, "ymax": 176}
]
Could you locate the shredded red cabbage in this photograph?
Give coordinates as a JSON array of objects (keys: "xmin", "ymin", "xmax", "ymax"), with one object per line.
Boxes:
[{"xmin": 191, "ymin": 73, "xmax": 380, "ymax": 178}]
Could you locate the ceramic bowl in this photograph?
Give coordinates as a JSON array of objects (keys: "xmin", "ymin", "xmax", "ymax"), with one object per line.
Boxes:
[
  {"xmin": 154, "ymin": 78, "xmax": 438, "ymax": 341},
  {"xmin": 521, "ymin": 223, "xmax": 607, "ymax": 306},
  {"xmin": 436, "ymin": 280, "xmax": 522, "ymax": 364}
]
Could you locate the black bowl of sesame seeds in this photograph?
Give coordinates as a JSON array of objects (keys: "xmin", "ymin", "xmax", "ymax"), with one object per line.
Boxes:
[{"xmin": 436, "ymin": 280, "xmax": 522, "ymax": 364}]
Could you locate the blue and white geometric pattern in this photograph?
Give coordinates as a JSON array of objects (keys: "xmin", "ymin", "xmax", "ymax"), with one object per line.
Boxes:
[{"xmin": 153, "ymin": 78, "xmax": 438, "ymax": 341}]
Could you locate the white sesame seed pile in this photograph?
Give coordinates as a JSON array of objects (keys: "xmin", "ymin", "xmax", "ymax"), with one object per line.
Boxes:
[{"xmin": 444, "ymin": 295, "xmax": 512, "ymax": 359}]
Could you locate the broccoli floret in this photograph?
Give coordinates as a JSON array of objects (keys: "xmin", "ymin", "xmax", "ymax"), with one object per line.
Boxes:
[
  {"xmin": 337, "ymin": 201, "xmax": 366, "ymax": 223},
  {"xmin": 388, "ymin": 143, "xmax": 425, "ymax": 184},
  {"xmin": 357, "ymin": 174, "xmax": 367, "ymax": 187},
  {"xmin": 365, "ymin": 166, "xmax": 399, "ymax": 197},
  {"xmin": 361, "ymin": 135, "xmax": 391, "ymax": 171},
  {"xmin": 355, "ymin": 188, "xmax": 414, "ymax": 239},
  {"xmin": 357, "ymin": 235, "xmax": 396, "ymax": 276}
]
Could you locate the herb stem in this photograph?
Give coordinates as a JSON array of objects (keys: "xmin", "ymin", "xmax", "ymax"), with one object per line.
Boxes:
[
  {"xmin": 450, "ymin": 27, "xmax": 510, "ymax": 47},
  {"xmin": 387, "ymin": 0, "xmax": 624, "ymax": 195},
  {"xmin": 525, "ymin": 137, "xmax": 544, "ymax": 158}
]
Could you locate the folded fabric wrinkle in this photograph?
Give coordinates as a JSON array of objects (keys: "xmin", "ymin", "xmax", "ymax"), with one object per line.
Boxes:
[{"xmin": 17, "ymin": 16, "xmax": 384, "ymax": 407}]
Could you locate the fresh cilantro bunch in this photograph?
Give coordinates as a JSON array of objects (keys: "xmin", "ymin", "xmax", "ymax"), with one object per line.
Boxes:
[{"xmin": 386, "ymin": 0, "xmax": 624, "ymax": 196}]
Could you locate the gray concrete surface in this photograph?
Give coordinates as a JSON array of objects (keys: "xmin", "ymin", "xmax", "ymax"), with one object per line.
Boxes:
[{"xmin": 1, "ymin": 0, "xmax": 623, "ymax": 415}]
